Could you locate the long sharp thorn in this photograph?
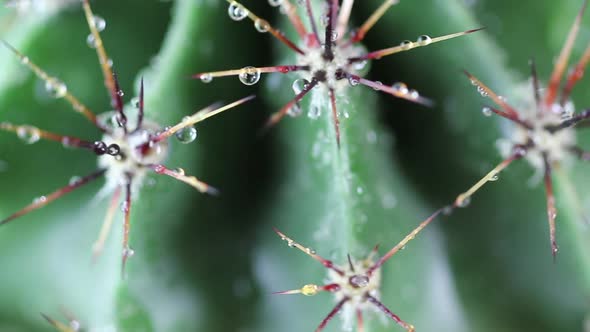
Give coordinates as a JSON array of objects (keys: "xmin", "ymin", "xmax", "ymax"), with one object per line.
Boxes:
[
  {"xmin": 121, "ymin": 175, "xmax": 133, "ymax": 277},
  {"xmin": 367, "ymin": 207, "xmax": 445, "ymax": 275},
  {"xmin": 136, "ymin": 77, "xmax": 145, "ymax": 131},
  {"xmin": 273, "ymin": 283, "xmax": 339, "ymax": 295},
  {"xmin": 546, "ymin": 109, "xmax": 590, "ymax": 132},
  {"xmin": 454, "ymin": 147, "xmax": 526, "ymax": 208},
  {"xmin": 225, "ymin": 0, "xmax": 305, "ymax": 54},
  {"xmin": 0, "ymin": 122, "xmax": 97, "ymax": 150},
  {"xmin": 0, "ymin": 39, "xmax": 103, "ymax": 130},
  {"xmin": 530, "ymin": 58, "xmax": 542, "ymax": 113},
  {"xmin": 543, "ymin": 155, "xmax": 559, "ymax": 260},
  {"xmin": 463, "ymin": 70, "xmax": 521, "ymax": 119},
  {"xmin": 545, "ymin": 0, "xmax": 588, "ymax": 107},
  {"xmin": 82, "ymin": 0, "xmax": 121, "ymax": 111},
  {"xmin": 304, "ymin": 0, "xmax": 321, "ymax": 45},
  {"xmin": 281, "ymin": 0, "xmax": 308, "ymax": 38},
  {"xmin": 273, "ymin": 227, "xmax": 345, "ymax": 275},
  {"xmin": 348, "ymin": 74, "xmax": 433, "ymax": 106},
  {"xmin": 1, "ymin": 169, "xmax": 106, "ymax": 225},
  {"xmin": 112, "ymin": 70, "xmax": 127, "ymax": 133},
  {"xmin": 192, "ymin": 65, "xmax": 308, "ymax": 80},
  {"xmin": 148, "ymin": 164, "xmax": 219, "ymax": 195},
  {"xmin": 350, "ymin": 28, "xmax": 484, "ymax": 61},
  {"xmin": 315, "ymin": 298, "xmax": 349, "ymax": 332},
  {"xmin": 329, "ymin": 89, "xmax": 341, "ymax": 147},
  {"xmin": 347, "ymin": 253, "xmax": 355, "ymax": 272},
  {"xmin": 41, "ymin": 313, "xmax": 73, "ymax": 332},
  {"xmin": 336, "ymin": 0, "xmax": 355, "ymax": 40},
  {"xmin": 561, "ymin": 44, "xmax": 590, "ymax": 105},
  {"xmin": 351, "ymin": 0, "xmax": 399, "ymax": 43},
  {"xmin": 152, "ymin": 95, "xmax": 254, "ymax": 143},
  {"xmin": 323, "ymin": 0, "xmax": 337, "ymax": 59},
  {"xmin": 92, "ymin": 187, "xmax": 122, "ymax": 262},
  {"xmin": 366, "ymin": 294, "xmax": 415, "ymax": 332},
  {"xmin": 485, "ymin": 107, "xmax": 532, "ymax": 129}
]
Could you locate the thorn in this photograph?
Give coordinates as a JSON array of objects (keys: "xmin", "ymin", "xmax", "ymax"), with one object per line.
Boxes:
[
  {"xmin": 272, "ymin": 227, "xmax": 344, "ymax": 275},
  {"xmin": 351, "ymin": 27, "xmax": 484, "ymax": 61},
  {"xmin": 1, "ymin": 169, "xmax": 106, "ymax": 225}
]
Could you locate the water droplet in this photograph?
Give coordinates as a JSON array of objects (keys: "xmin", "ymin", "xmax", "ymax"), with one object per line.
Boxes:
[
  {"xmin": 120, "ymin": 200, "xmax": 130, "ymax": 213},
  {"xmin": 349, "ymin": 275, "xmax": 370, "ymax": 288},
  {"xmin": 70, "ymin": 320, "xmax": 81, "ymax": 331},
  {"xmin": 174, "ymin": 168, "xmax": 186, "ymax": 176},
  {"xmin": 16, "ymin": 126, "xmax": 41, "ymax": 144},
  {"xmin": 238, "ymin": 66, "xmax": 261, "ymax": 85},
  {"xmin": 481, "ymin": 107, "xmax": 493, "ymax": 117},
  {"xmin": 228, "ymin": 1, "xmax": 248, "ymax": 21},
  {"xmin": 268, "ymin": 0, "xmax": 282, "ymax": 6},
  {"xmin": 442, "ymin": 206, "xmax": 453, "ymax": 215},
  {"xmin": 175, "ymin": 126, "xmax": 197, "ymax": 144},
  {"xmin": 86, "ymin": 34, "xmax": 98, "ymax": 48},
  {"xmin": 200, "ymin": 73, "xmax": 213, "ymax": 83},
  {"xmin": 416, "ymin": 35, "xmax": 432, "ymax": 46},
  {"xmin": 254, "ymin": 19, "xmax": 270, "ymax": 33},
  {"xmin": 477, "ymin": 86, "xmax": 488, "ymax": 97},
  {"xmin": 107, "ymin": 144, "xmax": 120, "ymax": 156},
  {"xmin": 122, "ymin": 246, "xmax": 135, "ymax": 258},
  {"xmin": 69, "ymin": 176, "xmax": 81, "ymax": 186},
  {"xmin": 287, "ymin": 239, "xmax": 295, "ymax": 247},
  {"xmin": 391, "ymin": 82, "xmax": 408, "ymax": 95},
  {"xmin": 356, "ymin": 186, "xmax": 364, "ymax": 194},
  {"xmin": 131, "ymin": 97, "xmax": 140, "ymax": 108},
  {"xmin": 109, "ymin": 114, "xmax": 123, "ymax": 128},
  {"xmin": 292, "ymin": 78, "xmax": 309, "ymax": 94},
  {"xmin": 330, "ymin": 30, "xmax": 338, "ymax": 42},
  {"xmin": 92, "ymin": 15, "xmax": 106, "ymax": 32},
  {"xmin": 458, "ymin": 196, "xmax": 471, "ymax": 208},
  {"xmin": 301, "ymin": 284, "xmax": 318, "ymax": 296},
  {"xmin": 93, "ymin": 141, "xmax": 107, "ymax": 154},
  {"xmin": 45, "ymin": 79, "xmax": 67, "ymax": 98},
  {"xmin": 305, "ymin": 247, "xmax": 316, "ymax": 254},
  {"xmin": 103, "ymin": 57, "xmax": 113, "ymax": 68},
  {"xmin": 489, "ymin": 173, "xmax": 499, "ymax": 181},
  {"xmin": 33, "ymin": 196, "xmax": 47, "ymax": 204},
  {"xmin": 513, "ymin": 146, "xmax": 528, "ymax": 157},
  {"xmin": 20, "ymin": 56, "xmax": 29, "ymax": 65},
  {"xmin": 287, "ymin": 103, "xmax": 302, "ymax": 117},
  {"xmin": 408, "ymin": 89, "xmax": 420, "ymax": 99},
  {"xmin": 307, "ymin": 105, "xmax": 321, "ymax": 119},
  {"xmin": 400, "ymin": 40, "xmax": 413, "ymax": 50},
  {"xmin": 117, "ymin": 89, "xmax": 124, "ymax": 97},
  {"xmin": 372, "ymin": 81, "xmax": 383, "ymax": 91},
  {"xmin": 320, "ymin": 14, "xmax": 329, "ymax": 27},
  {"xmin": 353, "ymin": 60, "xmax": 368, "ymax": 71},
  {"xmin": 348, "ymin": 76, "xmax": 360, "ymax": 86}
]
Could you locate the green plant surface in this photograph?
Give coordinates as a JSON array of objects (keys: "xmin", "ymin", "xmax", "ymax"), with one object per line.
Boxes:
[{"xmin": 1, "ymin": 0, "xmax": 590, "ymax": 331}]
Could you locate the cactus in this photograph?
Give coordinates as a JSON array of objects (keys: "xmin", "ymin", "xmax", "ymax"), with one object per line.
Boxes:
[{"xmin": 0, "ymin": 0, "xmax": 589, "ymax": 331}]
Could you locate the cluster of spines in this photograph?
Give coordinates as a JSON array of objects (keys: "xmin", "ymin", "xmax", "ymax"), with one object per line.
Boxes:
[
  {"xmin": 455, "ymin": 0, "xmax": 590, "ymax": 259},
  {"xmin": 195, "ymin": 0, "xmax": 481, "ymax": 145},
  {"xmin": 0, "ymin": 0, "xmax": 253, "ymax": 275}
]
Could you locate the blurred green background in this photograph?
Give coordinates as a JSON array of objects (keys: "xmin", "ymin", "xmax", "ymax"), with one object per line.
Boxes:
[{"xmin": 1, "ymin": 0, "xmax": 590, "ymax": 331}]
